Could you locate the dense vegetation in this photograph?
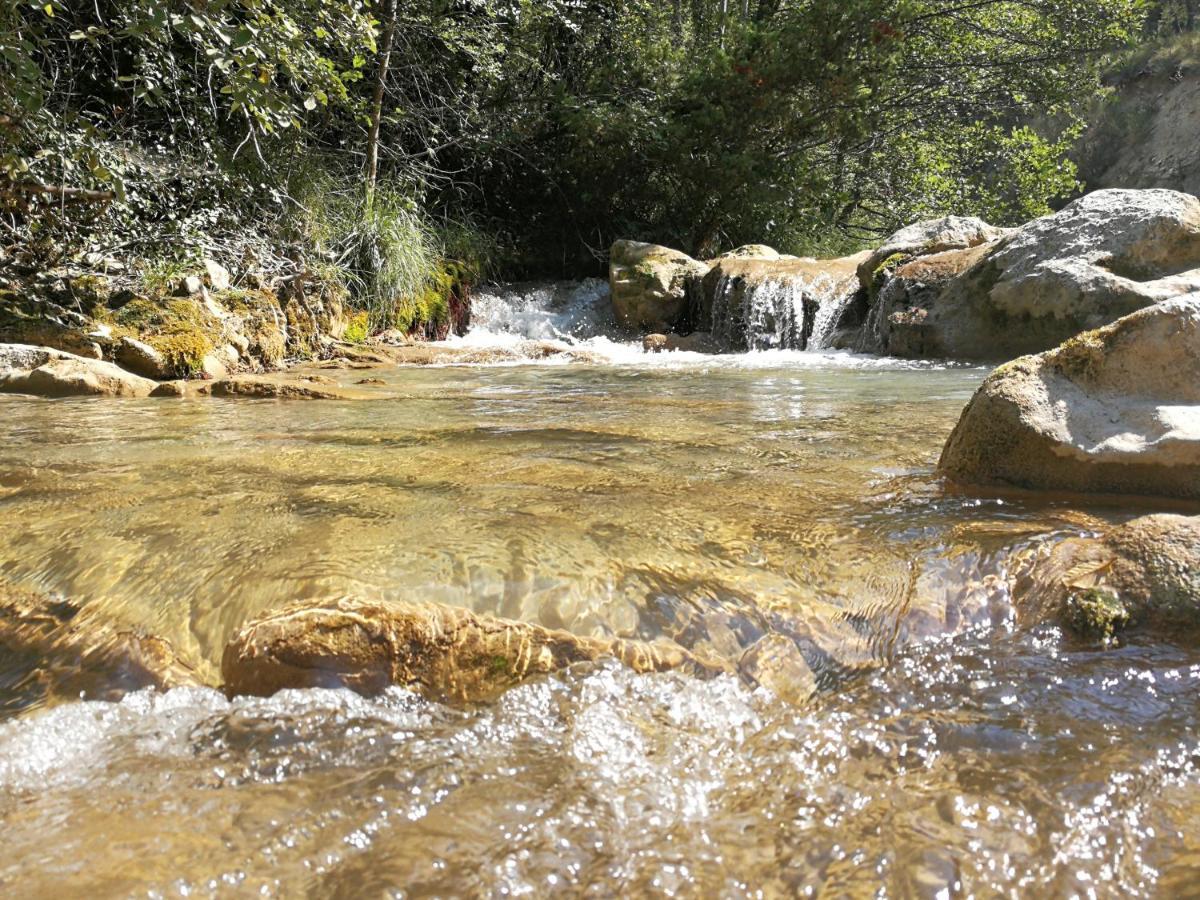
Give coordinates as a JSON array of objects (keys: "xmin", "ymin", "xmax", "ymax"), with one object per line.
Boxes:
[{"xmin": 0, "ymin": 0, "xmax": 1191, "ymax": 329}]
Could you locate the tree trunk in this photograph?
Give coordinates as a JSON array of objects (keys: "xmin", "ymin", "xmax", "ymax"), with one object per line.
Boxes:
[{"xmin": 365, "ymin": 0, "xmax": 398, "ymax": 199}]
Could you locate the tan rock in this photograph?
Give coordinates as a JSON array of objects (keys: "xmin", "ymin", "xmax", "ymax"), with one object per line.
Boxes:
[
  {"xmin": 206, "ymin": 375, "xmax": 363, "ymax": 400},
  {"xmin": 1015, "ymin": 515, "xmax": 1200, "ymax": 635},
  {"xmin": 939, "ymin": 296, "xmax": 1200, "ymax": 499},
  {"xmin": 114, "ymin": 335, "xmax": 172, "ymax": 380},
  {"xmin": 857, "ymin": 215, "xmax": 1012, "ymax": 293},
  {"xmin": 643, "ymin": 332, "xmax": 718, "ymax": 353},
  {"xmin": 609, "ymin": 240, "xmax": 711, "ymax": 333},
  {"xmin": 221, "ymin": 596, "xmax": 718, "ymax": 703},
  {"xmin": 0, "ymin": 580, "xmax": 199, "ymax": 708},
  {"xmin": 0, "ymin": 343, "xmax": 157, "ymax": 398}
]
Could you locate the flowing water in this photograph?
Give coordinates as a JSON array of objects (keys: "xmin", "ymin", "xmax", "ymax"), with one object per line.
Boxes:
[{"xmin": 1, "ymin": 283, "xmax": 1198, "ymax": 897}]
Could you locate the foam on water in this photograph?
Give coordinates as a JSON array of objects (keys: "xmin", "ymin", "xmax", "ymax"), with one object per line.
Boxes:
[{"xmin": 3, "ymin": 636, "xmax": 1200, "ymax": 896}]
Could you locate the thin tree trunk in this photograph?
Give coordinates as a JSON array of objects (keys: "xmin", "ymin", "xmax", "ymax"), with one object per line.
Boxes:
[{"xmin": 365, "ymin": 0, "xmax": 398, "ymax": 199}]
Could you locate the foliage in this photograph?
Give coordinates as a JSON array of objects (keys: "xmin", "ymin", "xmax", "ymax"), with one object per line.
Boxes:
[{"xmin": 0, "ymin": 0, "xmax": 1156, "ymax": 290}]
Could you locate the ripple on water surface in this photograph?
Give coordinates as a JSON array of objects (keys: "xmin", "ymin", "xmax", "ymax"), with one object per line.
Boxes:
[
  {"xmin": 0, "ymin": 354, "xmax": 1195, "ymax": 895},
  {"xmin": 1, "ymin": 631, "xmax": 1199, "ymax": 897}
]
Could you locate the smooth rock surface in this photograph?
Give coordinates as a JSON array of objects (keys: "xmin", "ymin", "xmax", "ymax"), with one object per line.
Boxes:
[
  {"xmin": 939, "ymin": 296, "xmax": 1200, "ymax": 499},
  {"xmin": 0, "ymin": 343, "xmax": 158, "ymax": 398},
  {"xmin": 918, "ymin": 189, "xmax": 1200, "ymax": 359},
  {"xmin": 609, "ymin": 240, "xmax": 710, "ymax": 333}
]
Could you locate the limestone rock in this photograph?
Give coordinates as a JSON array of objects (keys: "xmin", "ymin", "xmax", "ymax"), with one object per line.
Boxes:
[
  {"xmin": 857, "ymin": 215, "xmax": 1012, "ymax": 293},
  {"xmin": 716, "ymin": 244, "xmax": 784, "ymax": 261},
  {"xmin": 938, "ymin": 296, "xmax": 1200, "ymax": 499},
  {"xmin": 859, "ymin": 244, "xmax": 991, "ymax": 355},
  {"xmin": 203, "ymin": 259, "xmax": 231, "ymax": 292},
  {"xmin": 1016, "ymin": 515, "xmax": 1200, "ymax": 634},
  {"xmin": 221, "ymin": 596, "xmax": 717, "ymax": 703},
  {"xmin": 0, "ymin": 343, "xmax": 158, "ymax": 398},
  {"xmin": 175, "ymin": 274, "xmax": 204, "ymax": 297},
  {"xmin": 915, "ymin": 189, "xmax": 1200, "ymax": 359},
  {"xmin": 609, "ymin": 240, "xmax": 710, "ymax": 333},
  {"xmin": 206, "ymin": 375, "xmax": 363, "ymax": 400},
  {"xmin": 114, "ymin": 335, "xmax": 172, "ymax": 380}
]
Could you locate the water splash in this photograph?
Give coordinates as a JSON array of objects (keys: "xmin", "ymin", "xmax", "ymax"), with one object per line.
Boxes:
[{"xmin": 466, "ymin": 279, "xmax": 613, "ymax": 343}]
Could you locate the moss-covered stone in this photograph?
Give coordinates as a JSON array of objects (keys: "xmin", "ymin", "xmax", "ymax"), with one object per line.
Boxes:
[{"xmin": 1064, "ymin": 587, "xmax": 1130, "ymax": 641}]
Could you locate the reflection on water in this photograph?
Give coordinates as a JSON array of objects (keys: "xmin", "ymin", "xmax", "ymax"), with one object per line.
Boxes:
[{"xmin": 0, "ymin": 351, "xmax": 1196, "ymax": 895}]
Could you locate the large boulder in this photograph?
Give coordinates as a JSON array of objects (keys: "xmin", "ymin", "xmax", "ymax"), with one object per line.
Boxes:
[
  {"xmin": 222, "ymin": 596, "xmax": 719, "ymax": 703},
  {"xmin": 0, "ymin": 343, "xmax": 158, "ymax": 398},
  {"xmin": 609, "ymin": 240, "xmax": 710, "ymax": 333},
  {"xmin": 857, "ymin": 215, "xmax": 1013, "ymax": 293},
  {"xmin": 905, "ymin": 189, "xmax": 1200, "ymax": 359},
  {"xmin": 859, "ymin": 244, "xmax": 991, "ymax": 355},
  {"xmin": 938, "ymin": 296, "xmax": 1200, "ymax": 499},
  {"xmin": 1015, "ymin": 515, "xmax": 1200, "ymax": 636}
]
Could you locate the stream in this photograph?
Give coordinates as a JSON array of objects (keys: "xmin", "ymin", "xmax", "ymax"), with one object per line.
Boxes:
[{"xmin": 0, "ymin": 282, "xmax": 1197, "ymax": 896}]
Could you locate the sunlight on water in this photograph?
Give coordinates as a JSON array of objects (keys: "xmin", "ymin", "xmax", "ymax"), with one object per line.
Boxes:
[{"xmin": 1, "ymin": 344, "xmax": 1197, "ymax": 895}]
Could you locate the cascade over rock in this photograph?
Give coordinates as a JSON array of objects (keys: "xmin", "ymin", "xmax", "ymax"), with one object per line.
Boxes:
[
  {"xmin": 703, "ymin": 252, "xmax": 870, "ymax": 351},
  {"xmin": 939, "ymin": 296, "xmax": 1200, "ymax": 499}
]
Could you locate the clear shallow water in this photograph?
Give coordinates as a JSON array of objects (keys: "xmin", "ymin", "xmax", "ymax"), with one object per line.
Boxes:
[{"xmin": 1, "ymin": 348, "xmax": 1198, "ymax": 896}]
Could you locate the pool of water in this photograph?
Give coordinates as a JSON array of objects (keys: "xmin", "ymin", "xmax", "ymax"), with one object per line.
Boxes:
[{"xmin": 0, "ymin": 349, "xmax": 1196, "ymax": 896}]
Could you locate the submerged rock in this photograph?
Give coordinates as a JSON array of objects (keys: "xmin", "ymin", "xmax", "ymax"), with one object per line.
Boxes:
[
  {"xmin": 939, "ymin": 296, "xmax": 1200, "ymax": 499},
  {"xmin": 205, "ymin": 375, "xmax": 367, "ymax": 400},
  {"xmin": 222, "ymin": 596, "xmax": 719, "ymax": 703},
  {"xmin": 0, "ymin": 581, "xmax": 198, "ymax": 712},
  {"xmin": 898, "ymin": 189, "xmax": 1200, "ymax": 359},
  {"xmin": 1016, "ymin": 515, "xmax": 1200, "ymax": 636},
  {"xmin": 609, "ymin": 240, "xmax": 710, "ymax": 333},
  {"xmin": 0, "ymin": 343, "xmax": 158, "ymax": 397}
]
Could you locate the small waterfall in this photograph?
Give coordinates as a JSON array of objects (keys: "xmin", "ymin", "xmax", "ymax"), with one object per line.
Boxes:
[{"xmin": 709, "ymin": 265, "xmax": 861, "ymax": 352}]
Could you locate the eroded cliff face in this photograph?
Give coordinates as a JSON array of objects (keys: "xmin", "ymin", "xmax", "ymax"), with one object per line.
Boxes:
[{"xmin": 1078, "ymin": 70, "xmax": 1200, "ymax": 199}]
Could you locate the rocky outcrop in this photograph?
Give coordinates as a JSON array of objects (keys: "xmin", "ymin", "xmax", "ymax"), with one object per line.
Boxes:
[
  {"xmin": 0, "ymin": 344, "xmax": 158, "ymax": 397},
  {"xmin": 609, "ymin": 240, "xmax": 710, "ymax": 333},
  {"xmin": 221, "ymin": 596, "xmax": 720, "ymax": 703},
  {"xmin": 939, "ymin": 296, "xmax": 1200, "ymax": 499},
  {"xmin": 1015, "ymin": 515, "xmax": 1200, "ymax": 637},
  {"xmin": 891, "ymin": 190, "xmax": 1200, "ymax": 359},
  {"xmin": 856, "ymin": 215, "xmax": 1012, "ymax": 294}
]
